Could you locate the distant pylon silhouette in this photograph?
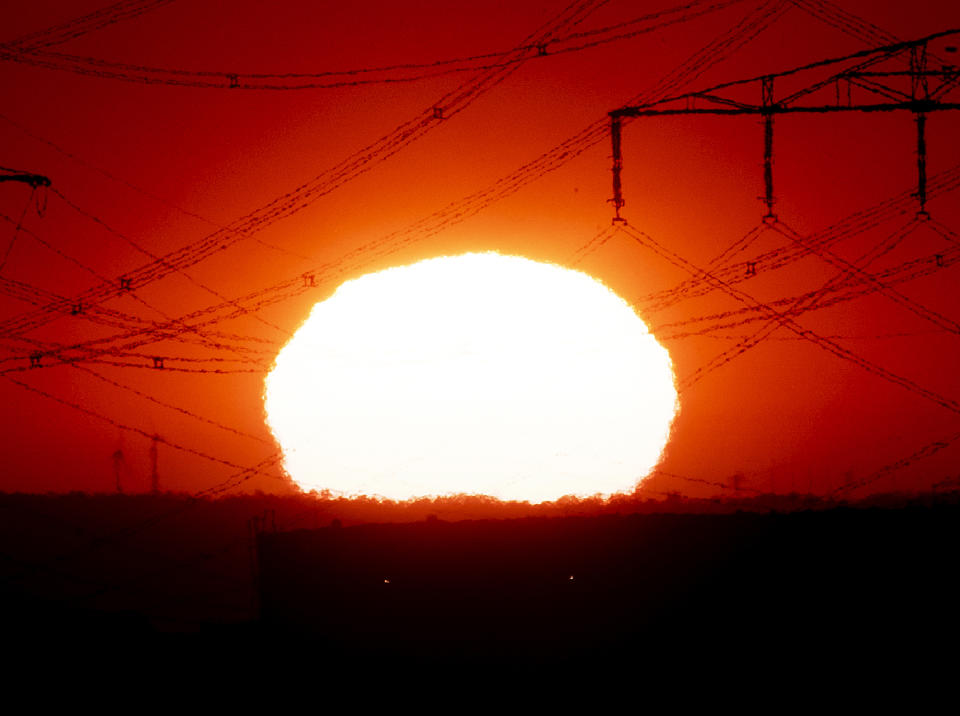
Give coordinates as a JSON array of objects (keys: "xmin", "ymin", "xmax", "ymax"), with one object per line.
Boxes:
[
  {"xmin": 150, "ymin": 434, "xmax": 160, "ymax": 494},
  {"xmin": 112, "ymin": 447, "xmax": 124, "ymax": 493}
]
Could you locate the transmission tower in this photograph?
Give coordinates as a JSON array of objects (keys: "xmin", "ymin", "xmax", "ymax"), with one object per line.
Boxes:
[
  {"xmin": 608, "ymin": 30, "xmax": 960, "ymax": 222},
  {"xmin": 150, "ymin": 434, "xmax": 160, "ymax": 494},
  {"xmin": 112, "ymin": 447, "xmax": 125, "ymax": 493},
  {"xmin": 730, "ymin": 472, "xmax": 743, "ymax": 494}
]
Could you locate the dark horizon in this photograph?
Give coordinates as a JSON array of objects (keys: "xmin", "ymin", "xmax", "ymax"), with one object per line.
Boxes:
[{"xmin": 3, "ymin": 490, "xmax": 959, "ymax": 675}]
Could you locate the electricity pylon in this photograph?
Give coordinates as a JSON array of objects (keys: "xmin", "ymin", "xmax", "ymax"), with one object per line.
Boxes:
[
  {"xmin": 0, "ymin": 169, "xmax": 50, "ymax": 189},
  {"xmin": 609, "ymin": 29, "xmax": 960, "ymax": 222},
  {"xmin": 150, "ymin": 434, "xmax": 160, "ymax": 494}
]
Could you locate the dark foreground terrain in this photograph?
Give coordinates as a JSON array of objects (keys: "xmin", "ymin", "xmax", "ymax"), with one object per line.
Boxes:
[
  {"xmin": 2, "ymin": 491, "xmax": 958, "ymax": 672},
  {"xmin": 259, "ymin": 506, "xmax": 960, "ymax": 670}
]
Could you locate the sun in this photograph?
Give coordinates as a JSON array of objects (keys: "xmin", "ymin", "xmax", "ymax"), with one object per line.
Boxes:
[{"xmin": 263, "ymin": 253, "xmax": 678, "ymax": 503}]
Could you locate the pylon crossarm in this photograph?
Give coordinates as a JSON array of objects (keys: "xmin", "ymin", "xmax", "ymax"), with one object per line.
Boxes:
[
  {"xmin": 931, "ymin": 72, "xmax": 960, "ymax": 100},
  {"xmin": 608, "ymin": 29, "xmax": 960, "ymax": 222},
  {"xmin": 845, "ymin": 75, "xmax": 912, "ymax": 103},
  {"xmin": 612, "ymin": 102, "xmax": 960, "ymax": 118},
  {"xmin": 690, "ymin": 92, "xmax": 755, "ymax": 111},
  {"xmin": 0, "ymin": 173, "xmax": 50, "ymax": 188}
]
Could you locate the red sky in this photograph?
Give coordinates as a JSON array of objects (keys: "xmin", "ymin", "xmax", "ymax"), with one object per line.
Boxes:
[{"xmin": 1, "ymin": 0, "xmax": 959, "ymax": 501}]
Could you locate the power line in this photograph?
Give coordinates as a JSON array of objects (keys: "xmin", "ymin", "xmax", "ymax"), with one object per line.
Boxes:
[
  {"xmin": 1, "ymin": 371, "xmax": 278, "ymax": 474},
  {"xmin": 0, "ymin": 0, "xmax": 175, "ymax": 53},
  {"xmin": 50, "ymin": 187, "xmax": 293, "ymax": 338},
  {"xmin": 11, "ymin": 0, "xmax": 924, "ymax": 506},
  {"xmin": 0, "ymin": 0, "xmax": 789, "ymax": 378},
  {"xmin": 772, "ymin": 219, "xmax": 960, "ymax": 335},
  {"xmin": 646, "ymin": 166, "xmax": 960, "ymax": 339},
  {"xmin": 617, "ymin": 219, "xmax": 960, "ymax": 415},
  {"xmin": 0, "ymin": 0, "xmax": 612, "ymax": 342},
  {"xmin": 0, "ymin": 0, "xmax": 748, "ymax": 90},
  {"xmin": 832, "ymin": 428, "xmax": 960, "ymax": 496},
  {"xmin": 636, "ymin": 166, "xmax": 960, "ymax": 314},
  {"xmin": 0, "ymin": 188, "xmax": 35, "ymax": 274},
  {"xmin": 74, "ymin": 364, "xmax": 274, "ymax": 444},
  {"xmin": 676, "ymin": 218, "xmax": 927, "ymax": 389},
  {"xmin": 0, "ymin": 209, "xmax": 268, "ymax": 366}
]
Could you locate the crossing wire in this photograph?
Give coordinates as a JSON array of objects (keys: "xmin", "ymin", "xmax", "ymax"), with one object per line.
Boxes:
[
  {"xmin": 659, "ymin": 241, "xmax": 960, "ymax": 342},
  {"xmin": 831, "ymin": 428, "xmax": 960, "ymax": 496},
  {"xmin": 616, "ymin": 219, "xmax": 960, "ymax": 415},
  {"xmin": 772, "ymin": 219, "xmax": 960, "ymax": 335},
  {"xmin": 13, "ymin": 0, "xmax": 908, "ymax": 510},
  {"xmin": 0, "ymin": 210, "xmax": 280, "ymax": 358},
  {"xmin": 0, "ymin": 0, "xmax": 749, "ymax": 90},
  {"xmin": 0, "ymin": 210, "xmax": 269, "ymax": 366},
  {"xmin": 6, "ymin": 1, "xmax": 946, "ymax": 610},
  {"xmin": 9, "ymin": 0, "xmax": 944, "ymax": 484},
  {"xmin": 73, "ymin": 364, "xmax": 274, "ymax": 443},
  {"xmin": 790, "ymin": 0, "xmax": 897, "ymax": 48},
  {"xmin": 0, "ymin": 0, "xmax": 790, "ymax": 369},
  {"xmin": 651, "ymin": 212, "xmax": 960, "ymax": 341},
  {"xmin": 7, "ymin": 0, "xmax": 951, "ymax": 620},
  {"xmin": 0, "ymin": 0, "xmax": 175, "ymax": 53},
  {"xmin": 0, "ymin": 188, "xmax": 34, "ymax": 274},
  {"xmin": 0, "ymin": 0, "xmax": 613, "ymax": 342},
  {"xmin": 677, "ymin": 217, "xmax": 924, "ymax": 389},
  {"xmin": 50, "ymin": 187, "xmax": 293, "ymax": 338},
  {"xmin": 33, "ymin": 146, "xmax": 946, "ymax": 379},
  {"xmin": 1, "ymin": 371, "xmax": 279, "ymax": 475},
  {"xmin": 0, "ymin": 3, "xmax": 800, "ymax": 528},
  {"xmin": 642, "ymin": 163, "xmax": 960, "ymax": 326}
]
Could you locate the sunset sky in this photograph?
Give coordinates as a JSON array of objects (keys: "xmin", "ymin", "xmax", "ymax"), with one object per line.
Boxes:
[{"xmin": 1, "ymin": 0, "xmax": 959, "ymax": 501}]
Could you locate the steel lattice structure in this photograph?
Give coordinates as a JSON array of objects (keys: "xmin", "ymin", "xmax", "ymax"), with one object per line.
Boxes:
[{"xmin": 610, "ymin": 29, "xmax": 960, "ymax": 221}]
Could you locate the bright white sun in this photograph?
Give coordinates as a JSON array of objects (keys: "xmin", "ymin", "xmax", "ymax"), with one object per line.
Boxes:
[{"xmin": 264, "ymin": 253, "xmax": 678, "ymax": 503}]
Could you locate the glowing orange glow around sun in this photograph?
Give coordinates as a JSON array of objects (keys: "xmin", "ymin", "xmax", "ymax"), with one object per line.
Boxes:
[{"xmin": 264, "ymin": 253, "xmax": 679, "ymax": 503}]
